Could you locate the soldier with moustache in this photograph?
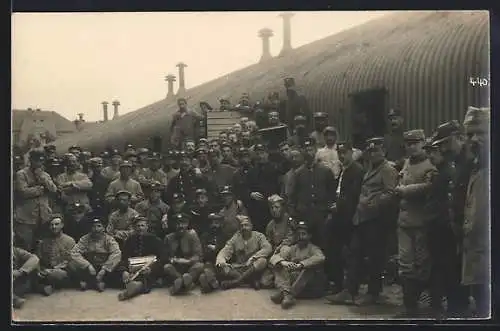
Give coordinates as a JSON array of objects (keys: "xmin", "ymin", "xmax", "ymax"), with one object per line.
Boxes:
[
  {"xmin": 324, "ymin": 141, "xmax": 365, "ymax": 295},
  {"xmin": 310, "ymin": 112, "xmax": 329, "ymax": 148},
  {"xmin": 460, "ymin": 107, "xmax": 490, "ymax": 318},
  {"xmin": 43, "ymin": 144, "xmax": 63, "ymax": 179},
  {"xmin": 138, "ymin": 152, "xmax": 168, "ymax": 188},
  {"xmin": 162, "ymin": 193, "xmax": 192, "ymax": 235},
  {"xmin": 288, "ymin": 138, "xmax": 337, "ymax": 249},
  {"xmin": 116, "ymin": 216, "xmax": 166, "ymax": 301},
  {"xmin": 15, "ymin": 149, "xmax": 58, "ymax": 251},
  {"xmin": 106, "ymin": 190, "xmax": 140, "ymax": 247},
  {"xmin": 195, "ymin": 147, "xmax": 211, "ymax": 175},
  {"xmin": 135, "ymin": 182, "xmax": 169, "ymax": 239},
  {"xmin": 245, "ymin": 143, "xmax": 281, "ymax": 233},
  {"xmin": 392, "ymin": 130, "xmax": 437, "ymax": 318},
  {"xmin": 163, "ymin": 150, "xmax": 181, "ymax": 186},
  {"xmin": 327, "ymin": 137, "xmax": 398, "ymax": 306},
  {"xmin": 429, "ymin": 119, "xmax": 476, "ymax": 316},
  {"xmin": 281, "ymin": 148, "xmax": 304, "ymax": 199},
  {"xmin": 220, "ymin": 142, "xmax": 239, "ymax": 168},
  {"xmin": 205, "ymin": 148, "xmax": 236, "ymax": 203}
]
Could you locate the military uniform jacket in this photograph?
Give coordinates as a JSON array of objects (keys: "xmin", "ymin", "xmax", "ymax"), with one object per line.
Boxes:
[
  {"xmin": 247, "ymin": 162, "xmax": 281, "ymax": 200},
  {"xmin": 36, "ymin": 233, "xmax": 76, "ymax": 270},
  {"xmin": 219, "ymin": 200, "xmax": 248, "ymax": 241},
  {"xmin": 200, "ymin": 230, "xmax": 226, "ymax": 264},
  {"xmin": 105, "ymin": 178, "xmax": 144, "ymax": 205},
  {"xmin": 55, "ymin": 171, "xmax": 93, "ymax": 207},
  {"xmin": 164, "ymin": 229, "xmax": 203, "ymax": 264},
  {"xmin": 216, "ymin": 231, "xmax": 272, "ymax": 265},
  {"xmin": 426, "ymin": 161, "xmax": 454, "ymax": 225},
  {"xmin": 13, "ymin": 247, "xmax": 40, "ymax": 272},
  {"xmin": 232, "ymin": 167, "xmax": 252, "ymax": 208},
  {"xmin": 265, "ymin": 213, "xmax": 295, "ymax": 250},
  {"xmin": 70, "ymin": 233, "xmax": 121, "ymax": 272},
  {"xmin": 352, "ymin": 160, "xmax": 398, "ymax": 225},
  {"xmin": 165, "ymin": 170, "xmax": 211, "ymax": 205},
  {"xmin": 336, "ymin": 161, "xmax": 365, "ymax": 224},
  {"xmin": 116, "ymin": 233, "xmax": 166, "ymax": 273},
  {"xmin": 191, "ymin": 205, "xmax": 219, "ymax": 236},
  {"xmin": 135, "ymin": 199, "xmax": 169, "ymax": 232},
  {"xmin": 315, "ymin": 145, "xmax": 342, "ymax": 179},
  {"xmin": 101, "ymin": 166, "xmax": 120, "ymax": 181},
  {"xmin": 89, "ymin": 172, "xmax": 109, "ymax": 210},
  {"xmin": 452, "ymin": 150, "xmax": 475, "ymax": 229},
  {"xmin": 205, "ymin": 164, "xmax": 237, "ymax": 193},
  {"xmin": 289, "ymin": 163, "xmax": 337, "ymax": 215},
  {"xmin": 310, "ymin": 131, "xmax": 326, "ymax": 148},
  {"xmin": 137, "ymin": 168, "xmax": 168, "ymax": 187},
  {"xmin": 397, "ymin": 156, "xmax": 437, "ymax": 228},
  {"xmin": 269, "ymin": 242, "xmax": 325, "ymax": 269},
  {"xmin": 15, "ymin": 167, "xmax": 58, "ymax": 225},
  {"xmin": 384, "ymin": 131, "xmax": 406, "ymax": 165},
  {"xmin": 462, "ymin": 166, "xmax": 489, "ymax": 285},
  {"xmin": 107, "ymin": 208, "xmax": 140, "ymax": 239},
  {"xmin": 170, "ymin": 110, "xmax": 201, "ymax": 147}
]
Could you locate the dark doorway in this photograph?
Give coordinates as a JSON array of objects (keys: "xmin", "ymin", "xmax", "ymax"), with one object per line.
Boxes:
[{"xmin": 349, "ymin": 88, "xmax": 387, "ymax": 149}]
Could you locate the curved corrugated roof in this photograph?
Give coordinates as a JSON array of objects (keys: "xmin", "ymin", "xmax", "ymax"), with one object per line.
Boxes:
[{"xmin": 54, "ymin": 10, "xmax": 489, "ymax": 152}]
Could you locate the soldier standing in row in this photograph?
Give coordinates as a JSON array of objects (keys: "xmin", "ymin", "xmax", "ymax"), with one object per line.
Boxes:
[
  {"xmin": 101, "ymin": 149, "xmax": 122, "ymax": 181},
  {"xmin": 310, "ymin": 112, "xmax": 329, "ymax": 148},
  {"xmin": 384, "ymin": 109, "xmax": 406, "ymax": 171},
  {"xmin": 288, "ymin": 115, "xmax": 309, "ymax": 148},
  {"xmin": 315, "ymin": 126, "xmax": 342, "ymax": 180}
]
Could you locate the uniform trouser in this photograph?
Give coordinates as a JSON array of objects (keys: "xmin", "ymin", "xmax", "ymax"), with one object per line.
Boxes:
[
  {"xmin": 325, "ymin": 217, "xmax": 352, "ymax": 289},
  {"xmin": 35, "ymin": 269, "xmax": 70, "ymax": 289},
  {"xmin": 71, "ymin": 264, "xmax": 122, "ymax": 288},
  {"xmin": 274, "ymin": 267, "xmax": 326, "ymax": 299},
  {"xmin": 14, "ymin": 222, "xmax": 48, "ymax": 252},
  {"xmin": 428, "ymin": 222, "xmax": 457, "ymax": 312},
  {"xmin": 446, "ymin": 242, "xmax": 470, "ymax": 315},
  {"xmin": 163, "ymin": 262, "xmax": 204, "ymax": 284},
  {"xmin": 216, "ymin": 258, "xmax": 267, "ymax": 281},
  {"xmin": 345, "ymin": 218, "xmax": 387, "ymax": 296},
  {"xmin": 398, "ymin": 226, "xmax": 431, "ymax": 311},
  {"xmin": 13, "ymin": 273, "xmax": 34, "ymax": 297}
]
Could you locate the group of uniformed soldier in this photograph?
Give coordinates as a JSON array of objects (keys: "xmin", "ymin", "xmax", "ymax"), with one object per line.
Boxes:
[{"xmin": 13, "ymin": 86, "xmax": 490, "ymax": 319}]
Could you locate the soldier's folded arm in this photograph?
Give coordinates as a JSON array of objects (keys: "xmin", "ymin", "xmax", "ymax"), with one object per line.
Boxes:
[
  {"xmin": 40, "ymin": 173, "xmax": 58, "ymax": 192},
  {"xmin": 70, "ymin": 237, "xmax": 91, "ymax": 269},
  {"xmin": 399, "ymin": 168, "xmax": 438, "ymax": 198},
  {"xmin": 299, "ymin": 246, "xmax": 325, "ymax": 269},
  {"xmin": 269, "ymin": 245, "xmax": 292, "ymax": 267},
  {"xmin": 72, "ymin": 174, "xmax": 93, "ymax": 191},
  {"xmin": 16, "ymin": 171, "xmax": 43, "ymax": 199},
  {"xmin": 215, "ymin": 238, "xmax": 235, "ymax": 265},
  {"xmin": 102, "ymin": 237, "xmax": 122, "ymax": 272},
  {"xmin": 376, "ymin": 166, "xmax": 399, "ymax": 206},
  {"xmin": 250, "ymin": 234, "xmax": 273, "ymax": 260}
]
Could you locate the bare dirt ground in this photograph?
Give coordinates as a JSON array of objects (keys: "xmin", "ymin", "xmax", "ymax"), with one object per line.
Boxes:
[{"xmin": 13, "ymin": 284, "xmax": 405, "ymax": 322}]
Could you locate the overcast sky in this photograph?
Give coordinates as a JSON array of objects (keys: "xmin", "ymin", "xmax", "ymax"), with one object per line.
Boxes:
[{"xmin": 12, "ymin": 11, "xmax": 389, "ymax": 122}]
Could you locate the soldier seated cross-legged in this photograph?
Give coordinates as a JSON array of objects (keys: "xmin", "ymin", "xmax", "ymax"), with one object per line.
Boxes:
[
  {"xmin": 13, "ymin": 246, "xmax": 40, "ymax": 309},
  {"xmin": 269, "ymin": 221, "xmax": 326, "ymax": 309},
  {"xmin": 68, "ymin": 217, "xmax": 122, "ymax": 292},
  {"xmin": 117, "ymin": 216, "xmax": 166, "ymax": 301},
  {"xmin": 34, "ymin": 214, "xmax": 76, "ymax": 296},
  {"xmin": 215, "ymin": 215, "xmax": 272, "ymax": 291},
  {"xmin": 162, "ymin": 213, "xmax": 204, "ymax": 295},
  {"xmin": 198, "ymin": 213, "xmax": 226, "ymax": 293}
]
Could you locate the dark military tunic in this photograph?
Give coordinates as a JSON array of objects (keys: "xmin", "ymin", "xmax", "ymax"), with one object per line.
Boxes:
[{"xmin": 165, "ymin": 169, "xmax": 211, "ymax": 205}]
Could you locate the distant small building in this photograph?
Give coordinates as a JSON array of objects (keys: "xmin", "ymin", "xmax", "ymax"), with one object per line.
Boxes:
[{"xmin": 12, "ymin": 108, "xmax": 77, "ymax": 149}]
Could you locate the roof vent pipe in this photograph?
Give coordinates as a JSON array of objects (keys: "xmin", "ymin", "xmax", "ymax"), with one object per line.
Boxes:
[{"xmin": 258, "ymin": 28, "xmax": 274, "ymax": 63}]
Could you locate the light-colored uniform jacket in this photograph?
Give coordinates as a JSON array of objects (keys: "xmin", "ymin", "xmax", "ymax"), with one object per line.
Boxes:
[{"xmin": 55, "ymin": 171, "xmax": 93, "ymax": 207}]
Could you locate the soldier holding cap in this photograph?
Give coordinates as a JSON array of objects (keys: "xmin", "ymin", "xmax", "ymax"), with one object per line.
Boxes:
[
  {"xmin": 106, "ymin": 190, "xmax": 140, "ymax": 246},
  {"xmin": 55, "ymin": 153, "xmax": 93, "ymax": 215},
  {"xmin": 135, "ymin": 182, "xmax": 169, "ymax": 239},
  {"xmin": 216, "ymin": 215, "xmax": 272, "ymax": 290},
  {"xmin": 116, "ymin": 215, "xmax": 165, "ymax": 301},
  {"xmin": 310, "ymin": 112, "xmax": 329, "ymax": 148},
  {"xmin": 460, "ymin": 106, "xmax": 490, "ymax": 318},
  {"xmin": 269, "ymin": 220, "xmax": 326, "ymax": 309},
  {"xmin": 329, "ymin": 137, "xmax": 398, "ymax": 306},
  {"xmin": 105, "ymin": 160, "xmax": 144, "ymax": 207},
  {"xmin": 101, "ymin": 149, "xmax": 122, "ymax": 181},
  {"xmin": 289, "ymin": 137, "xmax": 337, "ymax": 248},
  {"xmin": 12, "ymin": 245, "xmax": 40, "ymax": 309},
  {"xmin": 69, "ymin": 217, "xmax": 122, "ymax": 292},
  {"xmin": 163, "ymin": 213, "xmax": 204, "ymax": 295},
  {"xmin": 34, "ymin": 214, "xmax": 76, "ymax": 296},
  {"xmin": 391, "ymin": 129, "xmax": 437, "ymax": 317},
  {"xmin": 15, "ymin": 149, "xmax": 58, "ymax": 251},
  {"xmin": 384, "ymin": 109, "xmax": 406, "ymax": 170},
  {"xmin": 198, "ymin": 213, "xmax": 226, "ymax": 293}
]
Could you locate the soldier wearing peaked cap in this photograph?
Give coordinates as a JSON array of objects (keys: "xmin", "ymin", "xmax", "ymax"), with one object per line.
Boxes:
[
  {"xmin": 310, "ymin": 112, "xmax": 329, "ymax": 148},
  {"xmin": 288, "ymin": 114, "xmax": 309, "ymax": 148},
  {"xmin": 315, "ymin": 126, "xmax": 342, "ymax": 180},
  {"xmin": 101, "ymin": 149, "xmax": 123, "ymax": 181},
  {"xmin": 88, "ymin": 157, "xmax": 109, "ymax": 220},
  {"xmin": 138, "ymin": 152, "xmax": 168, "ymax": 189},
  {"xmin": 389, "ymin": 129, "xmax": 438, "ymax": 317},
  {"xmin": 106, "ymin": 190, "xmax": 140, "ymax": 247},
  {"xmin": 269, "ymin": 219, "xmax": 327, "ymax": 309},
  {"xmin": 198, "ymin": 212, "xmax": 226, "ymax": 293},
  {"xmin": 265, "ymin": 194, "xmax": 295, "ymax": 256},
  {"xmin": 384, "ymin": 108, "xmax": 406, "ymax": 171},
  {"xmin": 162, "ymin": 212, "xmax": 204, "ymax": 295},
  {"xmin": 460, "ymin": 106, "xmax": 490, "ymax": 318},
  {"xmin": 190, "ymin": 187, "xmax": 219, "ymax": 236},
  {"xmin": 105, "ymin": 160, "xmax": 144, "ymax": 208},
  {"xmin": 69, "ymin": 215, "xmax": 122, "ymax": 292},
  {"xmin": 329, "ymin": 136, "xmax": 398, "ymax": 306},
  {"xmin": 134, "ymin": 181, "xmax": 169, "ymax": 239},
  {"xmin": 15, "ymin": 148, "xmax": 58, "ymax": 251},
  {"xmin": 218, "ymin": 185, "xmax": 248, "ymax": 242}
]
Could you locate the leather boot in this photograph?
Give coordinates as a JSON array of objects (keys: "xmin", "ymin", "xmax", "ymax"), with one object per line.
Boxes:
[
  {"xmin": 118, "ymin": 281, "xmax": 144, "ymax": 301},
  {"xmin": 205, "ymin": 270, "xmax": 220, "ymax": 290},
  {"xmin": 401, "ymin": 279, "xmax": 419, "ymax": 317},
  {"xmin": 170, "ymin": 277, "xmax": 183, "ymax": 295},
  {"xmin": 270, "ymin": 291, "xmax": 284, "ymax": 304},
  {"xmin": 281, "ymin": 293, "xmax": 297, "ymax": 309},
  {"xmin": 182, "ymin": 273, "xmax": 194, "ymax": 291},
  {"xmin": 199, "ymin": 274, "xmax": 212, "ymax": 293}
]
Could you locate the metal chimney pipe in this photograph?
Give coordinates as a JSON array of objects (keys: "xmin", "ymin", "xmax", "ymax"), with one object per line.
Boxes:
[
  {"xmin": 165, "ymin": 74, "xmax": 176, "ymax": 99},
  {"xmin": 278, "ymin": 12, "xmax": 294, "ymax": 56},
  {"xmin": 102, "ymin": 101, "xmax": 109, "ymax": 122},
  {"xmin": 176, "ymin": 62, "xmax": 187, "ymax": 96},
  {"xmin": 258, "ymin": 28, "xmax": 274, "ymax": 63},
  {"xmin": 112, "ymin": 100, "xmax": 120, "ymax": 119}
]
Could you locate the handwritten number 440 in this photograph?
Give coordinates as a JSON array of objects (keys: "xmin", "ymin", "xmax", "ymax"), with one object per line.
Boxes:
[{"xmin": 469, "ymin": 77, "xmax": 489, "ymax": 87}]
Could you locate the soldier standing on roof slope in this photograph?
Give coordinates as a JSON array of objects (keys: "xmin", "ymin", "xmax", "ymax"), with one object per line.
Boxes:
[
  {"xmin": 280, "ymin": 78, "xmax": 310, "ymax": 132},
  {"xmin": 170, "ymin": 98, "xmax": 201, "ymax": 148}
]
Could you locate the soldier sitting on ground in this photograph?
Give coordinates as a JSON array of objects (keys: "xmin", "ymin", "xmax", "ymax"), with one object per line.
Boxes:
[
  {"xmin": 13, "ymin": 245, "xmax": 40, "ymax": 309},
  {"xmin": 106, "ymin": 190, "xmax": 140, "ymax": 247},
  {"xmin": 117, "ymin": 216, "xmax": 166, "ymax": 301},
  {"xmin": 269, "ymin": 220, "xmax": 326, "ymax": 309},
  {"xmin": 34, "ymin": 214, "xmax": 76, "ymax": 296},
  {"xmin": 105, "ymin": 161, "xmax": 144, "ymax": 208},
  {"xmin": 215, "ymin": 215, "xmax": 272, "ymax": 290},
  {"xmin": 162, "ymin": 213, "xmax": 204, "ymax": 295},
  {"xmin": 69, "ymin": 217, "xmax": 122, "ymax": 292},
  {"xmin": 134, "ymin": 182, "xmax": 169, "ymax": 239},
  {"xmin": 198, "ymin": 213, "xmax": 226, "ymax": 293}
]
